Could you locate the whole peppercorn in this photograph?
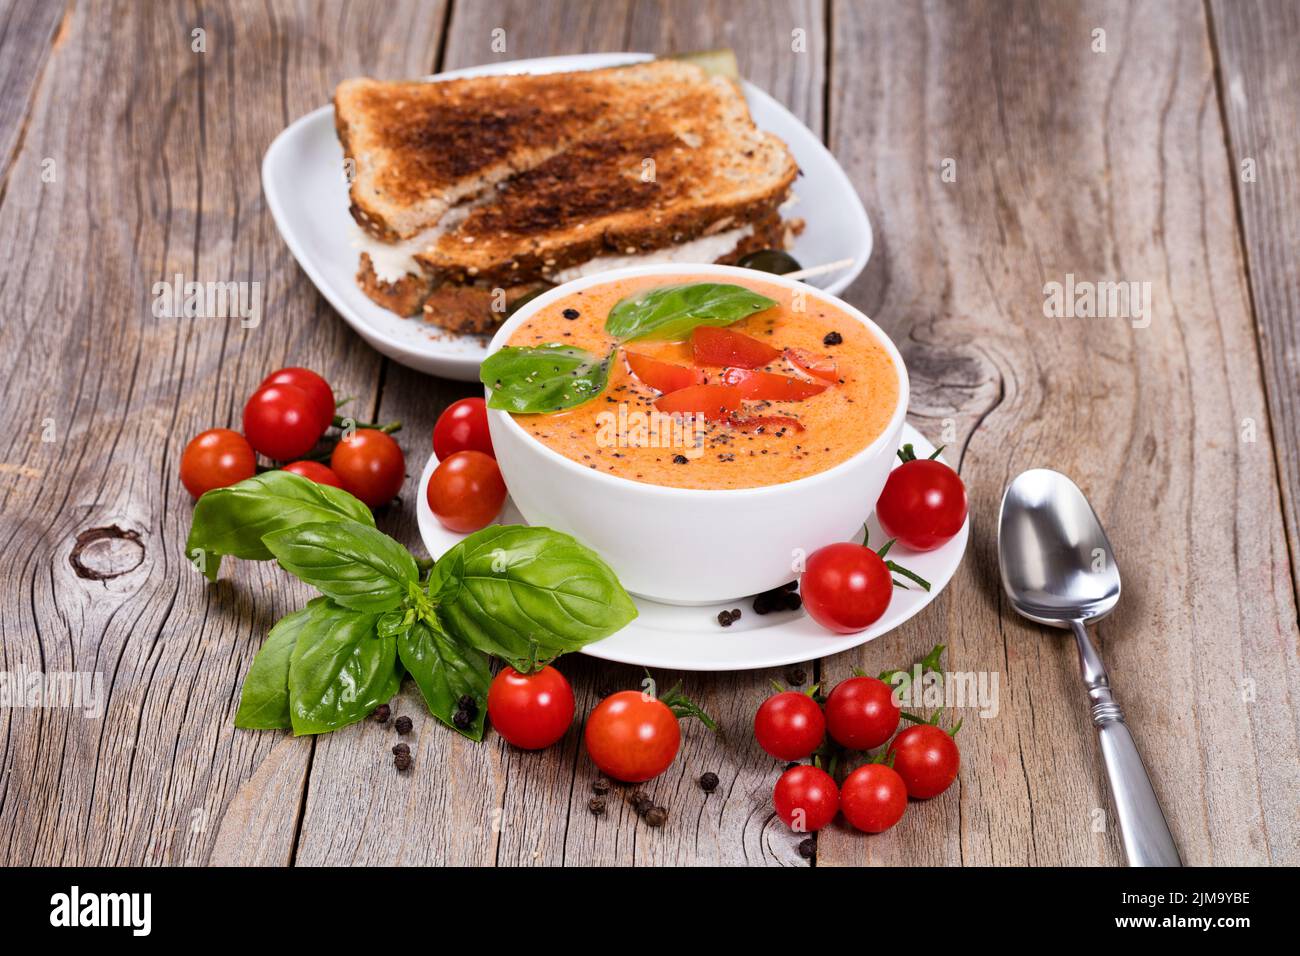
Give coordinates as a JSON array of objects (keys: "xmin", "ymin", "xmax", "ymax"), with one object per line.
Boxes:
[
  {"xmin": 798, "ymin": 837, "xmax": 816, "ymax": 860},
  {"xmin": 672, "ymin": 454, "xmax": 688, "ymax": 465},
  {"xmin": 717, "ymin": 609, "xmax": 735, "ymax": 627},
  {"xmin": 588, "ymin": 797, "xmax": 606, "ymax": 815},
  {"xmin": 457, "ymin": 694, "xmax": 478, "ymax": 717},
  {"xmin": 592, "ymin": 778, "xmax": 611, "ymax": 795},
  {"xmin": 783, "ymin": 591, "xmax": 803, "ymax": 611},
  {"xmin": 644, "ymin": 806, "xmax": 668, "ymax": 827},
  {"xmin": 630, "ymin": 790, "xmax": 653, "ymax": 815},
  {"xmin": 394, "ymin": 715, "xmax": 413, "ymax": 735},
  {"xmin": 699, "ymin": 772, "xmax": 720, "ymax": 793},
  {"xmin": 823, "ymin": 331, "xmax": 842, "ymax": 346},
  {"xmin": 452, "ymin": 709, "xmax": 472, "ymax": 730},
  {"xmin": 372, "ymin": 704, "xmax": 391, "ymax": 723},
  {"xmin": 785, "ymin": 668, "xmax": 807, "ymax": 686},
  {"xmin": 393, "ymin": 752, "xmax": 412, "ymax": 771},
  {"xmin": 391, "ymin": 743, "xmax": 410, "ymax": 756},
  {"xmin": 562, "ymin": 308, "xmax": 581, "ymax": 320}
]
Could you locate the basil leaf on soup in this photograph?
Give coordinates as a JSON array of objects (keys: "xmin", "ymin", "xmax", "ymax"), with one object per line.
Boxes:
[
  {"xmin": 604, "ymin": 282, "xmax": 778, "ymax": 341},
  {"xmin": 428, "ymin": 525, "xmax": 637, "ymax": 671},
  {"xmin": 262, "ymin": 519, "xmax": 418, "ymax": 613},
  {"xmin": 398, "ymin": 619, "xmax": 491, "ymax": 741},
  {"xmin": 186, "ymin": 471, "xmax": 375, "ymax": 581},
  {"xmin": 480, "ymin": 344, "xmax": 613, "ymax": 413},
  {"xmin": 234, "ymin": 599, "xmax": 325, "ymax": 730},
  {"xmin": 287, "ymin": 601, "xmax": 402, "ymax": 735}
]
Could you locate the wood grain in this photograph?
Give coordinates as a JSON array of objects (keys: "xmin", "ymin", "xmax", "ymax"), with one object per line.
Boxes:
[
  {"xmin": 0, "ymin": 0, "xmax": 443, "ymax": 865},
  {"xmin": 1209, "ymin": 0, "xmax": 1300, "ymax": 601},
  {"xmin": 816, "ymin": 0, "xmax": 1299, "ymax": 866}
]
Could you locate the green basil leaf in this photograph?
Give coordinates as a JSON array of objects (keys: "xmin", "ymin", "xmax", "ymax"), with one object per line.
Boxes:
[
  {"xmin": 287, "ymin": 602, "xmax": 402, "ymax": 735},
  {"xmin": 186, "ymin": 471, "xmax": 375, "ymax": 581},
  {"xmin": 262, "ymin": 520, "xmax": 417, "ymax": 612},
  {"xmin": 428, "ymin": 525, "xmax": 637, "ymax": 670},
  {"xmin": 398, "ymin": 619, "xmax": 491, "ymax": 741},
  {"xmin": 604, "ymin": 282, "xmax": 777, "ymax": 341},
  {"xmin": 234, "ymin": 599, "xmax": 325, "ymax": 729},
  {"xmin": 480, "ymin": 345, "xmax": 612, "ymax": 413}
]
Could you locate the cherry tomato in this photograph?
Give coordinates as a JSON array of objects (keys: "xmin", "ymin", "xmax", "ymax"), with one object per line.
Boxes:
[
  {"xmin": 754, "ymin": 691, "xmax": 825, "ymax": 761},
  {"xmin": 692, "ymin": 326, "xmax": 780, "ymax": 368},
  {"xmin": 243, "ymin": 384, "xmax": 324, "ymax": 461},
  {"xmin": 840, "ymin": 764, "xmax": 908, "ymax": 833},
  {"xmin": 719, "ymin": 367, "xmax": 827, "ymax": 401},
  {"xmin": 624, "ymin": 351, "xmax": 703, "ymax": 394},
  {"xmin": 426, "ymin": 450, "xmax": 506, "ymax": 533},
  {"xmin": 784, "ymin": 348, "xmax": 839, "ymax": 383},
  {"xmin": 772, "ymin": 765, "xmax": 839, "ymax": 833},
  {"xmin": 330, "ymin": 428, "xmax": 405, "ymax": 507},
  {"xmin": 179, "ymin": 428, "xmax": 255, "ymax": 498},
  {"xmin": 876, "ymin": 459, "xmax": 968, "ymax": 551},
  {"xmin": 584, "ymin": 690, "xmax": 681, "ymax": 782},
  {"xmin": 653, "ymin": 383, "xmax": 744, "ymax": 420},
  {"xmin": 487, "ymin": 665, "xmax": 575, "ymax": 750},
  {"xmin": 260, "ymin": 367, "xmax": 335, "ymax": 434},
  {"xmin": 281, "ymin": 460, "xmax": 344, "ymax": 489},
  {"xmin": 433, "ymin": 397, "xmax": 494, "ymax": 460},
  {"xmin": 888, "ymin": 724, "xmax": 960, "ymax": 799},
  {"xmin": 824, "ymin": 676, "xmax": 901, "ymax": 750},
  {"xmin": 800, "ymin": 542, "xmax": 894, "ymax": 633}
]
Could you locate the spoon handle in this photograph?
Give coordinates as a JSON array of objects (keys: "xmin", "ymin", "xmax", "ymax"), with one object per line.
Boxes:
[{"xmin": 1069, "ymin": 620, "xmax": 1182, "ymax": 867}]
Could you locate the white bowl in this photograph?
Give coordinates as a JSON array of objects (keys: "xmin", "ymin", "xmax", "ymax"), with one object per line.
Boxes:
[{"xmin": 484, "ymin": 264, "xmax": 909, "ymax": 605}]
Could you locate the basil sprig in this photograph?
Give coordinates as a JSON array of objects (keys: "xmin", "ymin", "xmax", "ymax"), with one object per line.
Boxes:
[
  {"xmin": 604, "ymin": 282, "xmax": 777, "ymax": 341},
  {"xmin": 194, "ymin": 474, "xmax": 636, "ymax": 740},
  {"xmin": 480, "ymin": 344, "xmax": 612, "ymax": 413}
]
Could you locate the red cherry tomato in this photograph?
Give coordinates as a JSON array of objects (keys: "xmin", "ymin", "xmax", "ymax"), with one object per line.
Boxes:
[
  {"xmin": 433, "ymin": 397, "xmax": 494, "ymax": 460},
  {"xmin": 784, "ymin": 348, "xmax": 839, "ymax": 383},
  {"xmin": 800, "ymin": 542, "xmax": 894, "ymax": 633},
  {"xmin": 772, "ymin": 765, "xmax": 839, "ymax": 833},
  {"xmin": 426, "ymin": 450, "xmax": 506, "ymax": 533},
  {"xmin": 624, "ymin": 351, "xmax": 703, "ymax": 394},
  {"xmin": 653, "ymin": 383, "xmax": 744, "ymax": 420},
  {"xmin": 487, "ymin": 665, "xmax": 575, "ymax": 750},
  {"xmin": 260, "ymin": 367, "xmax": 335, "ymax": 434},
  {"xmin": 876, "ymin": 459, "xmax": 968, "ymax": 551},
  {"xmin": 824, "ymin": 676, "xmax": 901, "ymax": 750},
  {"xmin": 281, "ymin": 460, "xmax": 344, "ymax": 489},
  {"xmin": 330, "ymin": 428, "xmax": 405, "ymax": 507},
  {"xmin": 888, "ymin": 724, "xmax": 960, "ymax": 799},
  {"xmin": 692, "ymin": 326, "xmax": 781, "ymax": 368},
  {"xmin": 718, "ymin": 367, "xmax": 827, "ymax": 401},
  {"xmin": 840, "ymin": 764, "xmax": 908, "ymax": 833},
  {"xmin": 584, "ymin": 690, "xmax": 681, "ymax": 783},
  {"xmin": 754, "ymin": 691, "xmax": 825, "ymax": 761},
  {"xmin": 243, "ymin": 384, "xmax": 324, "ymax": 461},
  {"xmin": 179, "ymin": 428, "xmax": 256, "ymax": 498}
]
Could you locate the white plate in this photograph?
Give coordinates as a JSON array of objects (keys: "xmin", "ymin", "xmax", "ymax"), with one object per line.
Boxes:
[
  {"xmin": 416, "ymin": 424, "xmax": 969, "ymax": 671},
  {"xmin": 262, "ymin": 53, "xmax": 873, "ymax": 382}
]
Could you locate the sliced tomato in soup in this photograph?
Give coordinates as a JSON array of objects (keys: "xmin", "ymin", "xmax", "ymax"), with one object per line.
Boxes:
[
  {"xmin": 785, "ymin": 348, "xmax": 840, "ymax": 383},
  {"xmin": 654, "ymin": 384, "xmax": 745, "ymax": 420},
  {"xmin": 624, "ymin": 351, "xmax": 703, "ymax": 394},
  {"xmin": 727, "ymin": 414, "xmax": 806, "ymax": 433},
  {"xmin": 692, "ymin": 326, "xmax": 781, "ymax": 368},
  {"xmin": 719, "ymin": 367, "xmax": 828, "ymax": 401}
]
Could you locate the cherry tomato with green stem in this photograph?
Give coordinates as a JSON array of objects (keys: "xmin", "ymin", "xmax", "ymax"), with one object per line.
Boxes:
[
  {"xmin": 260, "ymin": 367, "xmax": 335, "ymax": 434},
  {"xmin": 584, "ymin": 685, "xmax": 715, "ymax": 783},
  {"xmin": 243, "ymin": 384, "xmax": 324, "ymax": 461},
  {"xmin": 888, "ymin": 723, "xmax": 960, "ymax": 799},
  {"xmin": 840, "ymin": 763, "xmax": 908, "ymax": 833},
  {"xmin": 754, "ymin": 690, "xmax": 825, "ymax": 761},
  {"xmin": 772, "ymin": 765, "xmax": 839, "ymax": 833},
  {"xmin": 487, "ymin": 665, "xmax": 574, "ymax": 750},
  {"xmin": 180, "ymin": 428, "xmax": 256, "ymax": 498},
  {"xmin": 824, "ymin": 676, "xmax": 901, "ymax": 750},
  {"xmin": 876, "ymin": 445, "xmax": 967, "ymax": 552},
  {"xmin": 330, "ymin": 428, "xmax": 405, "ymax": 507}
]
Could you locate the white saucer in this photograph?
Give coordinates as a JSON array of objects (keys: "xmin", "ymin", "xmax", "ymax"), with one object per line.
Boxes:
[
  {"xmin": 261, "ymin": 52, "xmax": 873, "ymax": 382},
  {"xmin": 416, "ymin": 424, "xmax": 969, "ymax": 671}
]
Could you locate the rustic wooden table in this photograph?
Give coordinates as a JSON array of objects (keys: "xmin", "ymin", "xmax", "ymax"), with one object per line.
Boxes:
[{"xmin": 0, "ymin": 0, "xmax": 1296, "ymax": 867}]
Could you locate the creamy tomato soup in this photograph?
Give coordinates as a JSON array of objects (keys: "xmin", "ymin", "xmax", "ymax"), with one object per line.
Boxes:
[{"xmin": 504, "ymin": 274, "xmax": 899, "ymax": 490}]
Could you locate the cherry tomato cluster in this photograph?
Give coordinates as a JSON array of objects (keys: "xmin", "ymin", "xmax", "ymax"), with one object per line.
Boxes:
[
  {"xmin": 426, "ymin": 398, "xmax": 508, "ymax": 534},
  {"xmin": 486, "ymin": 666, "xmax": 715, "ymax": 785},
  {"xmin": 755, "ymin": 646, "xmax": 961, "ymax": 836},
  {"xmin": 179, "ymin": 367, "xmax": 406, "ymax": 508}
]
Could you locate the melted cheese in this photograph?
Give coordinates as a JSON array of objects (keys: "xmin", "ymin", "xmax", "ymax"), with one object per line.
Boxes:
[{"xmin": 547, "ymin": 225, "xmax": 754, "ymax": 285}]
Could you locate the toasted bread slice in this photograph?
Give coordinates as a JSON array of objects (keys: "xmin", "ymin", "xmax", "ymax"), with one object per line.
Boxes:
[
  {"xmin": 413, "ymin": 74, "xmax": 798, "ymax": 285},
  {"xmin": 336, "ymin": 61, "xmax": 717, "ymax": 241}
]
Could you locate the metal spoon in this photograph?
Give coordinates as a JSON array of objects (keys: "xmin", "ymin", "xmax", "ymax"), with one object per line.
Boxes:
[{"xmin": 997, "ymin": 469, "xmax": 1181, "ymax": 867}]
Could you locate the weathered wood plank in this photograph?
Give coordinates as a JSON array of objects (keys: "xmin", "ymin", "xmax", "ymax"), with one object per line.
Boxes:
[
  {"xmin": 0, "ymin": 0, "xmax": 445, "ymax": 865},
  {"xmin": 817, "ymin": 0, "xmax": 1299, "ymax": 866},
  {"xmin": 0, "ymin": 0, "xmax": 65, "ymax": 188},
  {"xmin": 295, "ymin": 0, "xmax": 825, "ymax": 866},
  {"xmin": 1210, "ymin": 0, "xmax": 1300, "ymax": 604}
]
